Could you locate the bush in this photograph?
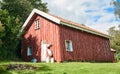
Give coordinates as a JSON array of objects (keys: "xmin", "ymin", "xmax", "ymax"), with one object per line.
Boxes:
[{"xmin": 115, "ymin": 53, "xmax": 120, "ymax": 61}]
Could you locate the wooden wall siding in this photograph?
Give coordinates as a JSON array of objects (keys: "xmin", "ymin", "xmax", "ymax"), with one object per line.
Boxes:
[
  {"xmin": 21, "ymin": 14, "xmax": 61, "ymax": 62},
  {"xmin": 59, "ymin": 25, "xmax": 113, "ymax": 62},
  {"xmin": 21, "ymin": 14, "xmax": 114, "ymax": 62}
]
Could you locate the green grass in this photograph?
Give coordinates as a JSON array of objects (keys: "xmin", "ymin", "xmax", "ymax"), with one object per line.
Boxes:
[{"xmin": 0, "ymin": 61, "xmax": 120, "ymax": 74}]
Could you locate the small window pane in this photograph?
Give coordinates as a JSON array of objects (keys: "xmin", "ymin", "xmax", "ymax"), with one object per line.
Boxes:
[
  {"xmin": 65, "ymin": 40, "xmax": 73, "ymax": 52},
  {"xmin": 27, "ymin": 47, "xmax": 32, "ymax": 56},
  {"xmin": 35, "ymin": 20, "xmax": 40, "ymax": 29}
]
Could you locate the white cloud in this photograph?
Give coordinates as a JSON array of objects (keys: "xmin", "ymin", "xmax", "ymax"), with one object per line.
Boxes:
[
  {"xmin": 43, "ymin": 0, "xmax": 120, "ymax": 34},
  {"xmin": 90, "ymin": 22, "xmax": 119, "ymax": 34}
]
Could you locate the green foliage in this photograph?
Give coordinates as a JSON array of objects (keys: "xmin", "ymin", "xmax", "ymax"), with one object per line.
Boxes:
[
  {"xmin": 108, "ymin": 25, "xmax": 120, "ymax": 53},
  {"xmin": 0, "ymin": 22, "xmax": 5, "ymax": 45},
  {"xmin": 0, "ymin": 0, "xmax": 48, "ymax": 60},
  {"xmin": 112, "ymin": 0, "xmax": 120, "ymax": 19},
  {"xmin": 115, "ymin": 53, "xmax": 120, "ymax": 61},
  {"xmin": 1, "ymin": 0, "xmax": 48, "ymax": 22},
  {"xmin": 28, "ymin": 0, "xmax": 48, "ymax": 12},
  {"xmin": 0, "ymin": 9, "xmax": 21, "ymax": 60}
]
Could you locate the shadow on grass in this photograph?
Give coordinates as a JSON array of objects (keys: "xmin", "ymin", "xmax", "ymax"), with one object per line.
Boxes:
[
  {"xmin": 12, "ymin": 64, "xmax": 52, "ymax": 74},
  {"xmin": 37, "ymin": 64, "xmax": 52, "ymax": 71},
  {"xmin": 0, "ymin": 70, "xmax": 12, "ymax": 74},
  {"xmin": 0, "ymin": 65, "xmax": 12, "ymax": 74},
  {"xmin": 0, "ymin": 63, "xmax": 52, "ymax": 74}
]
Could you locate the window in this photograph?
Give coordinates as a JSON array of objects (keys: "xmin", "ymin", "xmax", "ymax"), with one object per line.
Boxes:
[
  {"xmin": 35, "ymin": 19, "xmax": 40, "ymax": 29},
  {"xmin": 65, "ymin": 40, "xmax": 73, "ymax": 52},
  {"xmin": 27, "ymin": 46, "xmax": 32, "ymax": 56}
]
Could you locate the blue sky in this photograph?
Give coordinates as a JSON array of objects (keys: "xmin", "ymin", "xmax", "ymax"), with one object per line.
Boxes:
[{"xmin": 43, "ymin": 0, "xmax": 120, "ymax": 34}]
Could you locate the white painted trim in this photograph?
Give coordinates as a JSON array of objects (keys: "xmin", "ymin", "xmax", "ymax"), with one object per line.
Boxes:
[
  {"xmin": 111, "ymin": 48, "xmax": 116, "ymax": 52},
  {"xmin": 21, "ymin": 8, "xmax": 60, "ymax": 32}
]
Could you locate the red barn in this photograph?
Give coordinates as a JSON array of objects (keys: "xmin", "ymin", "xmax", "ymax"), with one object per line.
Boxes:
[{"xmin": 21, "ymin": 9, "xmax": 115, "ymax": 63}]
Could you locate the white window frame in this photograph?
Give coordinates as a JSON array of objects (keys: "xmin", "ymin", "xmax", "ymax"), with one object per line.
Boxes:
[
  {"xmin": 35, "ymin": 19, "xmax": 40, "ymax": 29},
  {"xmin": 27, "ymin": 46, "xmax": 32, "ymax": 56},
  {"xmin": 65, "ymin": 40, "xmax": 73, "ymax": 52}
]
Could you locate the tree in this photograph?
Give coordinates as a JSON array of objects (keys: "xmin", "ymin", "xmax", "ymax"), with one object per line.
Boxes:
[
  {"xmin": 108, "ymin": 26, "xmax": 116, "ymax": 37},
  {"xmin": 0, "ymin": 0, "xmax": 48, "ymax": 22},
  {"xmin": 108, "ymin": 25, "xmax": 120, "ymax": 53},
  {"xmin": 0, "ymin": 0, "xmax": 48, "ymax": 60},
  {"xmin": 0, "ymin": 9, "xmax": 21, "ymax": 59},
  {"xmin": 28, "ymin": 0, "xmax": 48, "ymax": 12},
  {"xmin": 112, "ymin": 0, "xmax": 120, "ymax": 19}
]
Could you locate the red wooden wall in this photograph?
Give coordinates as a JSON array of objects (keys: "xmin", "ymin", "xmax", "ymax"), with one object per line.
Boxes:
[
  {"xmin": 21, "ymin": 14, "xmax": 61, "ymax": 62},
  {"xmin": 59, "ymin": 25, "xmax": 114, "ymax": 62},
  {"xmin": 21, "ymin": 14, "xmax": 114, "ymax": 62}
]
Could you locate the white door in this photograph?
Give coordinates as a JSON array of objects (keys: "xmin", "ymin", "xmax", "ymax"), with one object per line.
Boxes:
[{"xmin": 41, "ymin": 41, "xmax": 47, "ymax": 62}]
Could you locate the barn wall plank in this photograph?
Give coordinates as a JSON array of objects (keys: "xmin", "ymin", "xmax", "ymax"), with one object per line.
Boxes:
[{"xmin": 59, "ymin": 25, "xmax": 114, "ymax": 62}]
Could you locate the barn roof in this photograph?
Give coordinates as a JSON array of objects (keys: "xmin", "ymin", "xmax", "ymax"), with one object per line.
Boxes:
[{"xmin": 21, "ymin": 8, "xmax": 110, "ymax": 38}]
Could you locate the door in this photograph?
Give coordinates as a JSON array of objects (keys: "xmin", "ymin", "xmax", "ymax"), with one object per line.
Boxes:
[{"xmin": 41, "ymin": 41, "xmax": 47, "ymax": 62}]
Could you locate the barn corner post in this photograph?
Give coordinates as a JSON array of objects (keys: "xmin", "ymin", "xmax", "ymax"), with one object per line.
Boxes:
[{"xmin": 55, "ymin": 26, "xmax": 62, "ymax": 63}]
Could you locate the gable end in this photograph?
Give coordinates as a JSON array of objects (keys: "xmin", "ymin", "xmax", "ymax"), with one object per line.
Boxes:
[{"xmin": 21, "ymin": 9, "xmax": 60, "ymax": 32}]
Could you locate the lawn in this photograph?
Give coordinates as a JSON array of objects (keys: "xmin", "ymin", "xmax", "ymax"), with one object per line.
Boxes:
[{"xmin": 0, "ymin": 61, "xmax": 120, "ymax": 74}]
